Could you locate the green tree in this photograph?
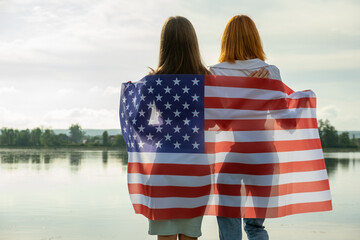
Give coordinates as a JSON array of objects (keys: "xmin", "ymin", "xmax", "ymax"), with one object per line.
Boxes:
[
  {"xmin": 69, "ymin": 124, "xmax": 84, "ymax": 144},
  {"xmin": 338, "ymin": 132, "xmax": 351, "ymax": 147},
  {"xmin": 0, "ymin": 128, "xmax": 15, "ymax": 146},
  {"xmin": 30, "ymin": 128, "xmax": 42, "ymax": 146},
  {"xmin": 57, "ymin": 133, "xmax": 70, "ymax": 145},
  {"xmin": 15, "ymin": 129, "xmax": 31, "ymax": 146},
  {"xmin": 318, "ymin": 119, "xmax": 338, "ymax": 147},
  {"xmin": 351, "ymin": 134, "xmax": 358, "ymax": 146},
  {"xmin": 89, "ymin": 136, "xmax": 101, "ymax": 146},
  {"xmin": 102, "ymin": 131, "xmax": 109, "ymax": 146},
  {"xmin": 113, "ymin": 134, "xmax": 126, "ymax": 148},
  {"xmin": 40, "ymin": 129, "xmax": 58, "ymax": 147}
]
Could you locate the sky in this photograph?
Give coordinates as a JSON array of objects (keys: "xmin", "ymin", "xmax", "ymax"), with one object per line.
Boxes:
[{"xmin": 0, "ymin": 0, "xmax": 359, "ymax": 130}]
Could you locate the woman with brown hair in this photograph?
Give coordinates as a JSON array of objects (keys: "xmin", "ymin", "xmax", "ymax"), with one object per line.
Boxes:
[
  {"xmin": 147, "ymin": 16, "xmax": 209, "ymax": 240},
  {"xmin": 210, "ymin": 15, "xmax": 279, "ymax": 240}
]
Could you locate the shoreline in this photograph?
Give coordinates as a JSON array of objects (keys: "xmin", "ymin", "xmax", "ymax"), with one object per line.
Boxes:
[{"xmin": 0, "ymin": 146, "xmax": 358, "ymax": 152}]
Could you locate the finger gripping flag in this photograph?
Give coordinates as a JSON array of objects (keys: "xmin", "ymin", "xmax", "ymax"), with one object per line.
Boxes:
[{"xmin": 119, "ymin": 74, "xmax": 332, "ymax": 220}]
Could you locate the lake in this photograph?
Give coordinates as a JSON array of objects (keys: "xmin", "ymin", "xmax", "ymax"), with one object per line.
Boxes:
[{"xmin": 0, "ymin": 149, "xmax": 359, "ymax": 240}]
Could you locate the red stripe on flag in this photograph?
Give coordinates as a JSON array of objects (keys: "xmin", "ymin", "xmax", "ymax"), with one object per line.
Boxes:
[
  {"xmin": 205, "ymin": 75, "xmax": 294, "ymax": 94},
  {"xmin": 204, "ymin": 139, "xmax": 321, "ymax": 153},
  {"xmin": 129, "ymin": 184, "xmax": 212, "ymax": 198},
  {"xmin": 213, "ymin": 180, "xmax": 330, "ymax": 197},
  {"xmin": 213, "ymin": 159, "xmax": 326, "ymax": 175},
  {"xmin": 204, "ymin": 118, "xmax": 318, "ymax": 131},
  {"xmin": 128, "ymin": 180, "xmax": 330, "ymax": 198},
  {"xmin": 133, "ymin": 200, "xmax": 332, "ymax": 220},
  {"xmin": 206, "ymin": 200, "xmax": 333, "ymax": 218},
  {"xmin": 128, "ymin": 159, "xmax": 326, "ymax": 176},
  {"xmin": 204, "ymin": 97, "xmax": 316, "ymax": 110},
  {"xmin": 128, "ymin": 162, "xmax": 211, "ymax": 176}
]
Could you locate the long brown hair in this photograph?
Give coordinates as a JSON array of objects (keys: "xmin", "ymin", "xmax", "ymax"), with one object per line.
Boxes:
[
  {"xmin": 152, "ymin": 16, "xmax": 210, "ymax": 75},
  {"xmin": 219, "ymin": 15, "xmax": 266, "ymax": 63}
]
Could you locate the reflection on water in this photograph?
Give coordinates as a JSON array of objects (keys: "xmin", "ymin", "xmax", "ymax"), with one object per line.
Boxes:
[
  {"xmin": 324, "ymin": 152, "xmax": 359, "ymax": 178},
  {"xmin": 0, "ymin": 149, "xmax": 128, "ymax": 172},
  {"xmin": 0, "ymin": 149, "xmax": 359, "ymax": 240}
]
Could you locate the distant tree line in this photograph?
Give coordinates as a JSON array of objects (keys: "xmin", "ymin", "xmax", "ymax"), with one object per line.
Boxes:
[
  {"xmin": 1, "ymin": 121, "xmax": 357, "ymax": 149},
  {"xmin": 318, "ymin": 119, "xmax": 358, "ymax": 148},
  {"xmin": 0, "ymin": 124, "xmax": 126, "ymax": 148}
]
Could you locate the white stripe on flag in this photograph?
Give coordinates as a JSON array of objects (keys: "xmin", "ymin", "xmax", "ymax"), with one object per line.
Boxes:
[
  {"xmin": 128, "ymin": 149, "xmax": 324, "ymax": 165},
  {"xmin": 205, "ymin": 86, "xmax": 316, "ymax": 99},
  {"xmin": 205, "ymin": 129, "xmax": 320, "ymax": 142},
  {"xmin": 205, "ymin": 108, "xmax": 316, "ymax": 120},
  {"xmin": 128, "ymin": 169, "xmax": 329, "ymax": 187},
  {"xmin": 130, "ymin": 190, "xmax": 332, "ymax": 208},
  {"xmin": 205, "ymin": 86, "xmax": 288, "ymax": 99}
]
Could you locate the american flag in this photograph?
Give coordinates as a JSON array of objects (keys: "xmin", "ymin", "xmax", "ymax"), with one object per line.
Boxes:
[{"xmin": 119, "ymin": 74, "xmax": 332, "ymax": 220}]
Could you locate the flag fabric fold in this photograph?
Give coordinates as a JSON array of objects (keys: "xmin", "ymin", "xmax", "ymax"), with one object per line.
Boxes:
[{"xmin": 119, "ymin": 74, "xmax": 332, "ymax": 220}]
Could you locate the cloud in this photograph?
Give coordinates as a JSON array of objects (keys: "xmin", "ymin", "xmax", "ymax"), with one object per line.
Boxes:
[
  {"xmin": 0, "ymin": 87, "xmax": 16, "ymax": 94},
  {"xmin": 0, "ymin": 107, "xmax": 35, "ymax": 129},
  {"xmin": 272, "ymin": 49, "xmax": 360, "ymax": 71},
  {"xmin": 0, "ymin": 106, "xmax": 120, "ymax": 129},
  {"xmin": 41, "ymin": 108, "xmax": 120, "ymax": 129},
  {"xmin": 0, "ymin": 0, "xmax": 359, "ymax": 131},
  {"xmin": 57, "ymin": 88, "xmax": 73, "ymax": 95},
  {"xmin": 89, "ymin": 86, "xmax": 120, "ymax": 95},
  {"xmin": 318, "ymin": 105, "xmax": 339, "ymax": 120},
  {"xmin": 317, "ymin": 104, "xmax": 360, "ymax": 131}
]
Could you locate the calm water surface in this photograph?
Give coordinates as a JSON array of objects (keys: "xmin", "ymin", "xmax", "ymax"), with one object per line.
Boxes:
[{"xmin": 0, "ymin": 149, "xmax": 359, "ymax": 240}]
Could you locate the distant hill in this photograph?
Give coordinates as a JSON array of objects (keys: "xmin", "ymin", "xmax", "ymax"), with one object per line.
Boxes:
[
  {"xmin": 339, "ymin": 131, "xmax": 360, "ymax": 139},
  {"xmin": 53, "ymin": 129, "xmax": 121, "ymax": 137}
]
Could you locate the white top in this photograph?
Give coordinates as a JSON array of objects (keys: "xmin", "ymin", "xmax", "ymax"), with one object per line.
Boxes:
[{"xmin": 209, "ymin": 58, "xmax": 282, "ymax": 81}]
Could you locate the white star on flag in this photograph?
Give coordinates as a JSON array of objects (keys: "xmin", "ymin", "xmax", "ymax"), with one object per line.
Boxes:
[
  {"xmin": 156, "ymin": 126, "xmax": 163, "ymax": 132},
  {"xmin": 183, "ymin": 134, "xmax": 190, "ymax": 141},
  {"xmin": 192, "ymin": 78, "xmax": 199, "ymax": 85},
  {"xmin": 164, "ymin": 133, "xmax": 172, "ymax": 141},
  {"xmin": 191, "ymin": 94, "xmax": 199, "ymax": 101},
  {"xmin": 139, "ymin": 109, "xmax": 145, "ymax": 117},
  {"xmin": 155, "ymin": 94, "xmax": 163, "ymax": 101},
  {"xmin": 183, "ymin": 118, "xmax": 190, "ymax": 125},
  {"xmin": 192, "ymin": 125, "xmax": 199, "ymax": 133},
  {"xmin": 164, "ymin": 86, "xmax": 171, "ymax": 93},
  {"xmin": 174, "ymin": 110, "xmax": 181, "ymax": 117},
  {"xmin": 173, "ymin": 141, "xmax": 181, "ymax": 149},
  {"xmin": 192, "ymin": 110, "xmax": 199, "ymax": 117},
  {"xmin": 138, "ymin": 140, "xmax": 144, "ymax": 148},
  {"xmin": 148, "ymin": 86, "xmax": 154, "ymax": 93},
  {"xmin": 192, "ymin": 141, "xmax": 199, "ymax": 149},
  {"xmin": 173, "ymin": 94, "xmax": 180, "ymax": 101},
  {"xmin": 164, "ymin": 102, "xmax": 172, "ymax": 109},
  {"xmin": 155, "ymin": 141, "xmax": 163, "ymax": 148},
  {"xmin": 173, "ymin": 78, "xmax": 181, "ymax": 85},
  {"xmin": 165, "ymin": 118, "xmax": 172, "ymax": 125},
  {"xmin": 174, "ymin": 125, "xmax": 181, "ymax": 133},
  {"xmin": 182, "ymin": 102, "xmax": 190, "ymax": 109},
  {"xmin": 146, "ymin": 133, "xmax": 154, "ymax": 140},
  {"xmin": 155, "ymin": 78, "xmax": 162, "ymax": 85},
  {"xmin": 182, "ymin": 86, "xmax": 190, "ymax": 93}
]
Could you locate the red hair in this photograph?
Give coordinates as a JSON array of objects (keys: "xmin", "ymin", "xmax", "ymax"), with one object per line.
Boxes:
[{"xmin": 219, "ymin": 15, "xmax": 266, "ymax": 63}]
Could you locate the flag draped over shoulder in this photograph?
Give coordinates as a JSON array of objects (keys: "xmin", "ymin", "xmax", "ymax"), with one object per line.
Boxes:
[{"xmin": 119, "ymin": 74, "xmax": 332, "ymax": 220}]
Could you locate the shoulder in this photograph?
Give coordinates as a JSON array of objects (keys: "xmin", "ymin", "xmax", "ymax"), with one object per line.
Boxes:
[{"xmin": 266, "ymin": 64, "xmax": 282, "ymax": 81}]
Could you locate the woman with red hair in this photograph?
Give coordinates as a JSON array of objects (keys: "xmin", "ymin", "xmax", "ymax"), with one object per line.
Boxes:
[{"xmin": 210, "ymin": 15, "xmax": 281, "ymax": 240}]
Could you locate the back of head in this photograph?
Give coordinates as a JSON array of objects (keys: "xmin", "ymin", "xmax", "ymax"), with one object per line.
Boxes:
[
  {"xmin": 153, "ymin": 16, "xmax": 210, "ymax": 75},
  {"xmin": 219, "ymin": 15, "xmax": 266, "ymax": 63}
]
